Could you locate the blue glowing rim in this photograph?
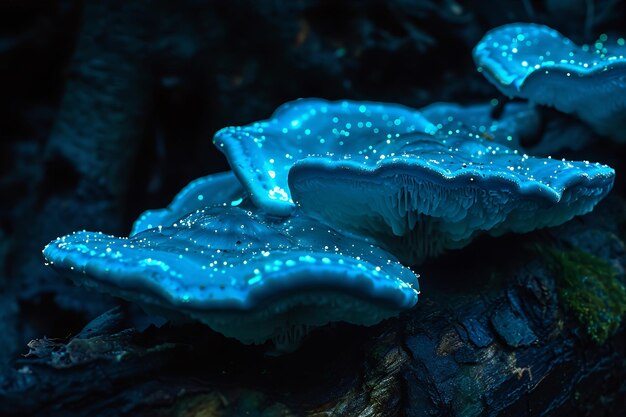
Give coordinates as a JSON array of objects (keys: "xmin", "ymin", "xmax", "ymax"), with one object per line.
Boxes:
[
  {"xmin": 43, "ymin": 233, "xmax": 419, "ymax": 312},
  {"xmin": 473, "ymin": 23, "xmax": 626, "ymax": 92},
  {"xmin": 213, "ymin": 98, "xmax": 437, "ymax": 216},
  {"xmin": 289, "ymin": 156, "xmax": 614, "ymax": 205},
  {"xmin": 130, "ymin": 171, "xmax": 245, "ymax": 236}
]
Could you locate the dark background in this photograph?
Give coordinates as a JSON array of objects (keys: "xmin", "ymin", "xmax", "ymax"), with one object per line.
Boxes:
[{"xmin": 1, "ymin": 1, "xmax": 625, "ymax": 416}]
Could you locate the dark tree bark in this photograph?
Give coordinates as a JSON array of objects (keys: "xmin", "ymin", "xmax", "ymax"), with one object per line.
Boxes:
[{"xmin": 8, "ymin": 0, "xmax": 154, "ymax": 350}]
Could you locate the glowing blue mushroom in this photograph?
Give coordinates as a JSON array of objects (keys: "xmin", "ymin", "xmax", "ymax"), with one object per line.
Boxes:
[
  {"xmin": 288, "ymin": 130, "xmax": 615, "ymax": 264},
  {"xmin": 473, "ymin": 23, "xmax": 626, "ymax": 141},
  {"xmin": 43, "ymin": 206, "xmax": 419, "ymax": 348},
  {"xmin": 131, "ymin": 171, "xmax": 245, "ymax": 236},
  {"xmin": 213, "ymin": 98, "xmax": 437, "ymax": 216}
]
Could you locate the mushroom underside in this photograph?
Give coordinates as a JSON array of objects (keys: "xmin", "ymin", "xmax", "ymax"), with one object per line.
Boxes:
[{"xmin": 291, "ymin": 169, "xmax": 611, "ymax": 265}]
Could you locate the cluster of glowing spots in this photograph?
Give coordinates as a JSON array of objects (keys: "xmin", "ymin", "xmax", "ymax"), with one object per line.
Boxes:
[
  {"xmin": 245, "ymin": 253, "xmax": 390, "ymax": 287},
  {"xmin": 420, "ymin": 101, "xmax": 540, "ymax": 150},
  {"xmin": 289, "ymin": 129, "xmax": 614, "ymax": 264},
  {"xmin": 213, "ymin": 98, "xmax": 437, "ymax": 216},
  {"xmin": 268, "ymin": 185, "xmax": 290, "ymax": 202},
  {"xmin": 43, "ymin": 206, "xmax": 419, "ymax": 345},
  {"xmin": 473, "ymin": 23, "xmax": 626, "ymax": 141},
  {"xmin": 131, "ymin": 171, "xmax": 245, "ymax": 236}
]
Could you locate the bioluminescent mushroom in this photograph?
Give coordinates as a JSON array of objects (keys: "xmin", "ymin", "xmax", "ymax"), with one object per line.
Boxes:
[
  {"xmin": 421, "ymin": 101, "xmax": 540, "ymax": 149},
  {"xmin": 43, "ymin": 206, "xmax": 419, "ymax": 349},
  {"xmin": 288, "ymin": 131, "xmax": 615, "ymax": 265},
  {"xmin": 213, "ymin": 98, "xmax": 437, "ymax": 216},
  {"xmin": 130, "ymin": 171, "xmax": 245, "ymax": 236},
  {"xmin": 473, "ymin": 23, "xmax": 626, "ymax": 141}
]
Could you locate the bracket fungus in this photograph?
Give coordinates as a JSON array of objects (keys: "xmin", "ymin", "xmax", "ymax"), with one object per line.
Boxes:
[
  {"xmin": 473, "ymin": 23, "xmax": 626, "ymax": 142},
  {"xmin": 213, "ymin": 98, "xmax": 437, "ymax": 216},
  {"xmin": 289, "ymin": 131, "xmax": 614, "ymax": 265},
  {"xmin": 130, "ymin": 171, "xmax": 245, "ymax": 236},
  {"xmin": 43, "ymin": 205, "xmax": 419, "ymax": 348},
  {"xmin": 43, "ymin": 94, "xmax": 615, "ymax": 349}
]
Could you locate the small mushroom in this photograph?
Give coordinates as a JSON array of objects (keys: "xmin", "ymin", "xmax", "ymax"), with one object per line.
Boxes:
[
  {"xmin": 473, "ymin": 23, "xmax": 626, "ymax": 142},
  {"xmin": 213, "ymin": 98, "xmax": 437, "ymax": 216},
  {"xmin": 43, "ymin": 206, "xmax": 419, "ymax": 349}
]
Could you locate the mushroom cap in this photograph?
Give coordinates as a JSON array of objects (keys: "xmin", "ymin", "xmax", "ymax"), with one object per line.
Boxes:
[
  {"xmin": 473, "ymin": 23, "xmax": 626, "ymax": 141},
  {"xmin": 131, "ymin": 171, "xmax": 245, "ymax": 236},
  {"xmin": 213, "ymin": 98, "xmax": 437, "ymax": 216},
  {"xmin": 421, "ymin": 101, "xmax": 540, "ymax": 149},
  {"xmin": 288, "ymin": 131, "xmax": 614, "ymax": 265},
  {"xmin": 43, "ymin": 206, "xmax": 419, "ymax": 345}
]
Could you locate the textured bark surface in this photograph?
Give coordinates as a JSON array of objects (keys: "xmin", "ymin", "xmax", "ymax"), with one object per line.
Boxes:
[{"xmin": 13, "ymin": 0, "xmax": 152, "ymax": 294}]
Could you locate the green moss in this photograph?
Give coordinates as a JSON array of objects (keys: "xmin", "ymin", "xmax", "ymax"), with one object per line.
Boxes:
[{"xmin": 539, "ymin": 247, "xmax": 626, "ymax": 343}]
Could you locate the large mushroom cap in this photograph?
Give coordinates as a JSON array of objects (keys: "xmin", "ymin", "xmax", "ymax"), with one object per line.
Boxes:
[
  {"xmin": 473, "ymin": 23, "xmax": 626, "ymax": 141},
  {"xmin": 131, "ymin": 171, "xmax": 245, "ymax": 236},
  {"xmin": 43, "ymin": 206, "xmax": 418, "ymax": 347},
  {"xmin": 213, "ymin": 98, "xmax": 437, "ymax": 216},
  {"xmin": 289, "ymin": 131, "xmax": 614, "ymax": 265}
]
